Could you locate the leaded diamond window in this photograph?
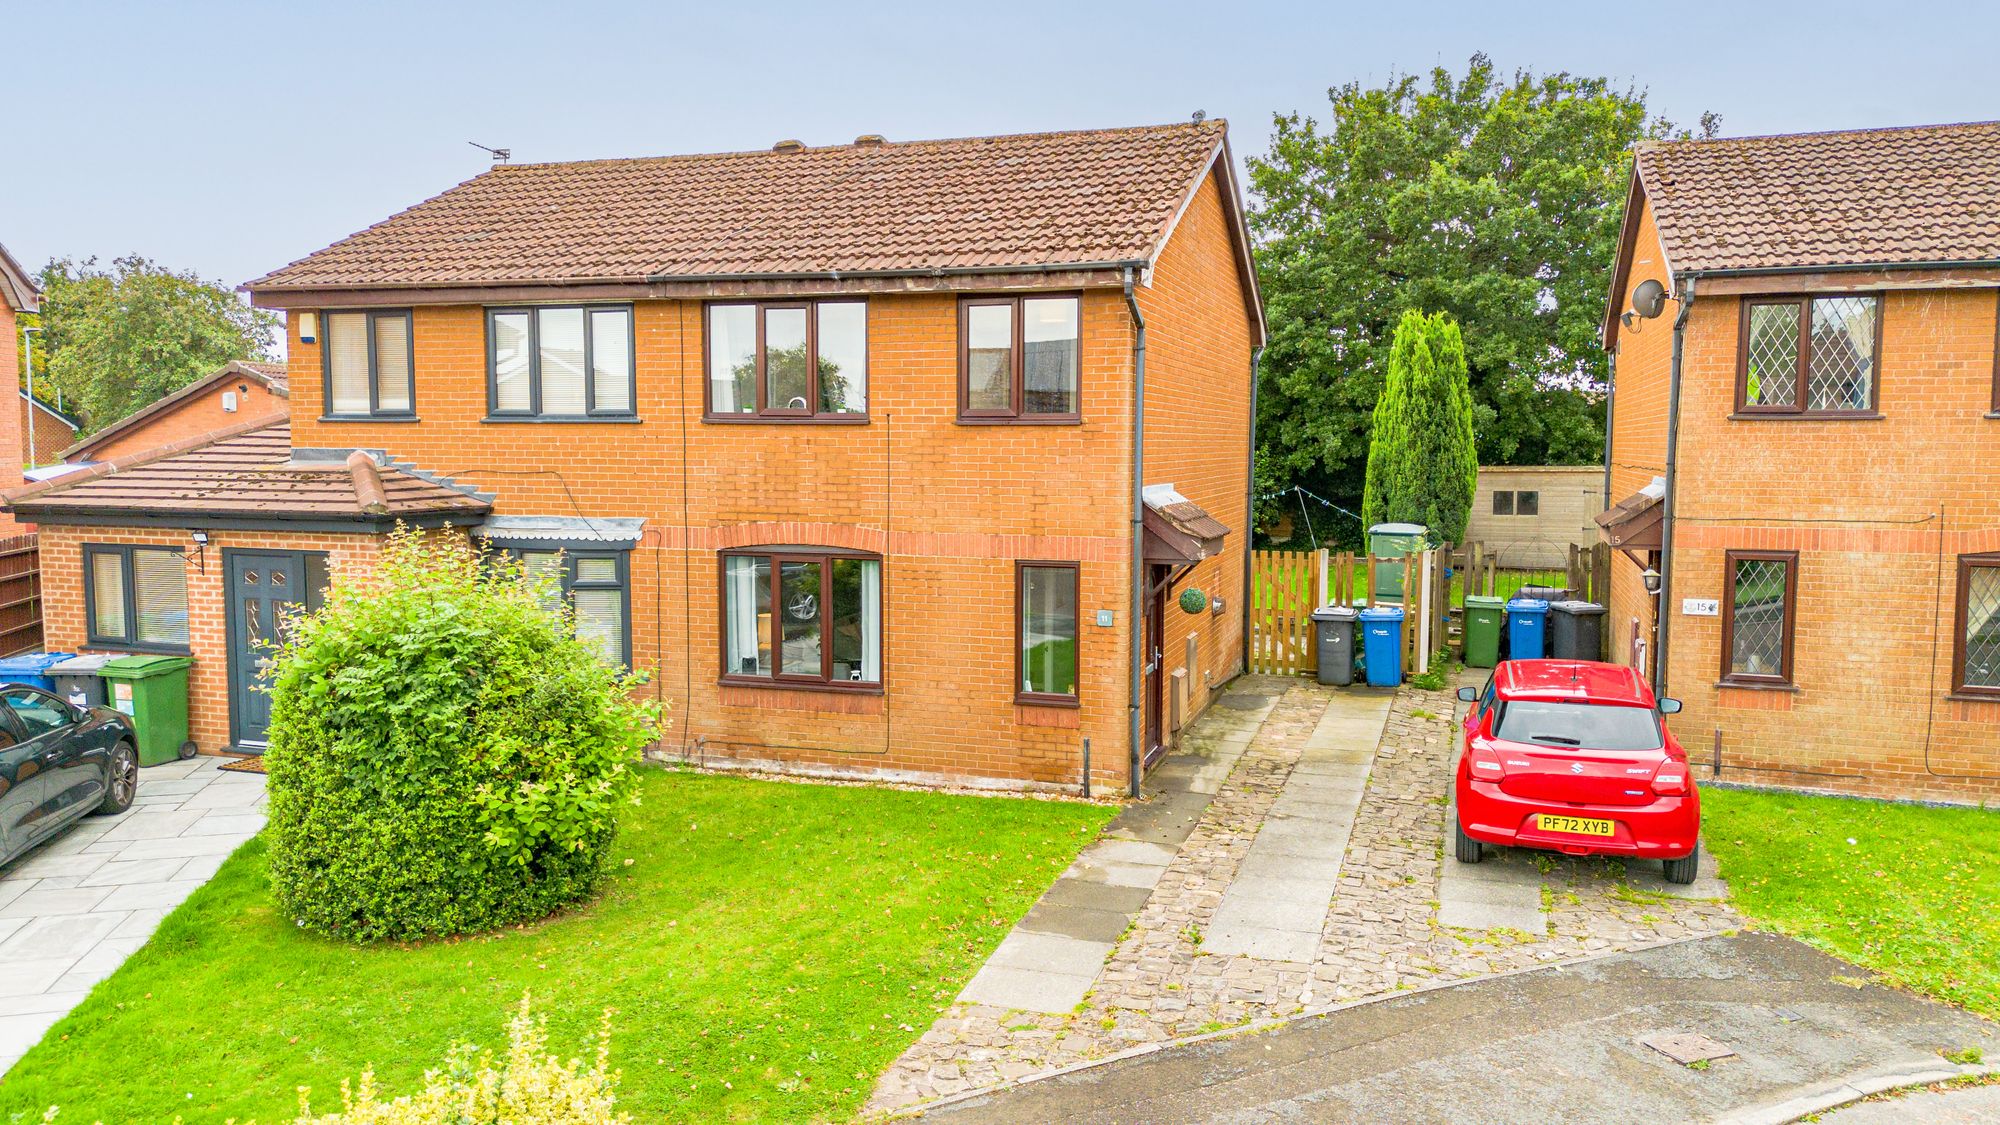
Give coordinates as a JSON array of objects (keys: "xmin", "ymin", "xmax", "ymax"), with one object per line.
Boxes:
[
  {"xmin": 1958, "ymin": 557, "xmax": 2000, "ymax": 696},
  {"xmin": 1725, "ymin": 552, "xmax": 1795, "ymax": 684},
  {"xmin": 1738, "ymin": 296, "xmax": 1879, "ymax": 415}
]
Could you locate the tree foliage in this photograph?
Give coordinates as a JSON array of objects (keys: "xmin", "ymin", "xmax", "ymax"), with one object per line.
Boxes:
[
  {"xmin": 1362, "ymin": 311, "xmax": 1478, "ymax": 543},
  {"xmin": 264, "ymin": 530, "xmax": 661, "ymax": 943},
  {"xmin": 1249, "ymin": 54, "xmax": 1714, "ymax": 543},
  {"xmin": 33, "ymin": 255, "xmax": 279, "ymax": 433}
]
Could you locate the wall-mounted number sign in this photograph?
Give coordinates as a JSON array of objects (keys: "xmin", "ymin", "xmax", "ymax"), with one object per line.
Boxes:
[{"xmin": 1681, "ymin": 598, "xmax": 1720, "ymax": 617}]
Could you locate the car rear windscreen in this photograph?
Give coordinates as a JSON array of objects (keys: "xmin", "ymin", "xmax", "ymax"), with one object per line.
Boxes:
[{"xmin": 1494, "ymin": 700, "xmax": 1663, "ymax": 751}]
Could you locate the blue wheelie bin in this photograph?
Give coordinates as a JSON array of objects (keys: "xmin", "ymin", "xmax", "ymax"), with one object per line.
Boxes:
[
  {"xmin": 0, "ymin": 651, "xmax": 77, "ymax": 692},
  {"xmin": 1359, "ymin": 606, "xmax": 1406, "ymax": 687},
  {"xmin": 1505, "ymin": 598, "xmax": 1549, "ymax": 660}
]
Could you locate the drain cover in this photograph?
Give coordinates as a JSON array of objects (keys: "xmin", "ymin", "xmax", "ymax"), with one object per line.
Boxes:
[
  {"xmin": 1639, "ymin": 1032, "xmax": 1736, "ymax": 1066},
  {"xmin": 1220, "ymin": 694, "xmax": 1269, "ymax": 710}
]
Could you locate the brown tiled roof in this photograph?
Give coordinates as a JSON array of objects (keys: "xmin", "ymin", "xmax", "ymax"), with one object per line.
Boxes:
[
  {"xmin": 0, "ymin": 241, "xmax": 37, "ymax": 313},
  {"xmin": 62, "ymin": 359, "xmax": 290, "ymax": 462},
  {"xmin": 8, "ymin": 421, "xmax": 491, "ymax": 526},
  {"xmin": 248, "ymin": 121, "xmax": 1230, "ymax": 290},
  {"xmin": 1637, "ymin": 120, "xmax": 2000, "ymax": 273}
]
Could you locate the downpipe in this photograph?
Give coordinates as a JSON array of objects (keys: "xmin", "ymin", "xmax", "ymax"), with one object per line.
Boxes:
[
  {"xmin": 1125, "ymin": 267, "xmax": 1147, "ymax": 800},
  {"xmin": 1655, "ymin": 276, "xmax": 1695, "ymax": 699}
]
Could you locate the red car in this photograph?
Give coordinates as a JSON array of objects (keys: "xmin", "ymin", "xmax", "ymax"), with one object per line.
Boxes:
[{"xmin": 1453, "ymin": 659, "xmax": 1700, "ymax": 884}]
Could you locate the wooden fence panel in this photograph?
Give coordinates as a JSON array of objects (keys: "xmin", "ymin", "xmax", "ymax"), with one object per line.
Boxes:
[{"xmin": 0, "ymin": 534, "xmax": 43, "ymax": 657}]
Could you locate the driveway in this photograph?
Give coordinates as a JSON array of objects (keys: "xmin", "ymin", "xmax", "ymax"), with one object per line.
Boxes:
[
  {"xmin": 924, "ymin": 933, "xmax": 1999, "ymax": 1124},
  {"xmin": 0, "ymin": 756, "xmax": 265, "ymax": 1074},
  {"xmin": 872, "ymin": 673, "xmax": 1739, "ymax": 1113}
]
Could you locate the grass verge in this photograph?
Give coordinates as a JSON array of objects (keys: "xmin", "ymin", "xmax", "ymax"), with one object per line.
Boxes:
[
  {"xmin": 0, "ymin": 767, "xmax": 1111, "ymax": 1123},
  {"xmin": 1703, "ymin": 786, "xmax": 2000, "ymax": 1018}
]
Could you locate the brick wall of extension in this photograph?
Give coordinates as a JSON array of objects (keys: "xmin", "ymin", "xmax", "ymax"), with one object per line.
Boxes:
[
  {"xmin": 150, "ymin": 167, "xmax": 1257, "ymax": 793},
  {"xmin": 1607, "ymin": 209, "xmax": 2000, "ymax": 801}
]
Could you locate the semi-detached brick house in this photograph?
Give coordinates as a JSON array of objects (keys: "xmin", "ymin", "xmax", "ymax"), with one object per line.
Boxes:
[
  {"xmin": 3, "ymin": 121, "xmax": 1265, "ymax": 794},
  {"xmin": 60, "ymin": 358, "xmax": 288, "ymax": 465},
  {"xmin": 1598, "ymin": 120, "xmax": 2000, "ymax": 802}
]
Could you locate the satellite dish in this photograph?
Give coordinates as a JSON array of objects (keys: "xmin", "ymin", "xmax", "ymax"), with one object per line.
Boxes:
[{"xmin": 1631, "ymin": 278, "xmax": 1669, "ymax": 319}]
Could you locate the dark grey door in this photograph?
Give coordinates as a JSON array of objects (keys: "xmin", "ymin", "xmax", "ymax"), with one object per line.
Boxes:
[{"xmin": 226, "ymin": 550, "xmax": 326, "ymax": 750}]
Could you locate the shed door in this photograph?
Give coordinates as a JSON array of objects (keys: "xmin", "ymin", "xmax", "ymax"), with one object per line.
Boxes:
[{"xmin": 225, "ymin": 550, "xmax": 327, "ymax": 750}]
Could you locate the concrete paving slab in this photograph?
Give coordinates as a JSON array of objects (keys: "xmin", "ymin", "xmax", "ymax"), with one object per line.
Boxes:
[
  {"xmin": 1019, "ymin": 900, "xmax": 1133, "ymax": 944},
  {"xmin": 1234, "ymin": 847, "xmax": 1343, "ymax": 885},
  {"xmin": 987, "ymin": 931, "xmax": 1112, "ymax": 979},
  {"xmin": 96, "ymin": 878, "xmax": 206, "ymax": 912},
  {"xmin": 0, "ymin": 958, "xmax": 79, "ymax": 998},
  {"xmin": 100, "ymin": 832, "xmax": 251, "ymax": 862},
  {"xmin": 958, "ymin": 963, "xmax": 1096, "ymax": 1014},
  {"xmin": 0, "ymin": 1009, "xmax": 67, "ymax": 1064},
  {"xmin": 0, "ymin": 885, "xmax": 114, "ymax": 919},
  {"xmin": 1437, "ymin": 899, "xmax": 1547, "ymax": 932},
  {"xmin": 1079, "ymin": 839, "xmax": 1177, "ymax": 868},
  {"xmin": 1035, "ymin": 878, "xmax": 1154, "ymax": 917},
  {"xmin": 1208, "ymin": 889, "xmax": 1327, "ymax": 936},
  {"xmin": 1200, "ymin": 919, "xmax": 1318, "ymax": 964},
  {"xmin": 95, "ymin": 809, "xmax": 206, "ymax": 843},
  {"xmin": 77, "ymin": 857, "xmax": 191, "ymax": 888},
  {"xmin": 0, "ymin": 910, "xmax": 126, "ymax": 959},
  {"xmin": 1062, "ymin": 858, "xmax": 1170, "ymax": 891}
]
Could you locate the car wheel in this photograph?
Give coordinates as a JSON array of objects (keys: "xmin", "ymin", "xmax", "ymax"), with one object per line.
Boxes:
[
  {"xmin": 1454, "ymin": 816, "xmax": 1483, "ymax": 864},
  {"xmin": 1663, "ymin": 846, "xmax": 1700, "ymax": 886},
  {"xmin": 95, "ymin": 742, "xmax": 138, "ymax": 816}
]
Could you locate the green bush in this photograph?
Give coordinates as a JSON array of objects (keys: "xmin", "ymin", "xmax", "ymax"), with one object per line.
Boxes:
[{"xmin": 264, "ymin": 529, "xmax": 661, "ymax": 942}]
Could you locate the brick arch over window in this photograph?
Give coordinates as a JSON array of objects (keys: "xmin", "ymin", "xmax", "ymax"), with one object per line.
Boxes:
[{"xmin": 709, "ymin": 522, "xmax": 886, "ymax": 554}]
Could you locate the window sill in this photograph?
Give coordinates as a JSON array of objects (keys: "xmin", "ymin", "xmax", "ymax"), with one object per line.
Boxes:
[
  {"xmin": 702, "ymin": 414, "xmax": 870, "ymax": 426},
  {"xmin": 1986, "ymin": 412, "xmax": 2000, "ymax": 420},
  {"xmin": 481, "ymin": 415, "xmax": 642, "ymax": 425},
  {"xmin": 717, "ymin": 676, "xmax": 883, "ymax": 696},
  {"xmin": 955, "ymin": 416, "xmax": 1084, "ymax": 427},
  {"xmin": 1014, "ymin": 693, "xmax": 1081, "ymax": 709},
  {"xmin": 1715, "ymin": 679, "xmax": 1799, "ymax": 692},
  {"xmin": 1947, "ymin": 691, "xmax": 2000, "ymax": 704},
  {"xmin": 1727, "ymin": 411, "xmax": 1883, "ymax": 422},
  {"xmin": 83, "ymin": 642, "xmax": 193, "ymax": 657},
  {"xmin": 320, "ymin": 414, "xmax": 419, "ymax": 423}
]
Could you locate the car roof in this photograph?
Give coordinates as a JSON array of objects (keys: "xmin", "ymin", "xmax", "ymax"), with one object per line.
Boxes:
[{"xmin": 1494, "ymin": 660, "xmax": 1656, "ymax": 707}]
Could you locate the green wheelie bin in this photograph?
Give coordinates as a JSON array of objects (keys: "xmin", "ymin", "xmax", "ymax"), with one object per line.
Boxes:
[
  {"xmin": 100, "ymin": 654, "xmax": 196, "ymax": 766},
  {"xmin": 1463, "ymin": 595, "xmax": 1506, "ymax": 668}
]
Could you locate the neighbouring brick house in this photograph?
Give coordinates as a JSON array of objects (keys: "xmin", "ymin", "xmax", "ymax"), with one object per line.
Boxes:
[
  {"xmin": 61, "ymin": 358, "xmax": 288, "ymax": 464},
  {"xmin": 20, "ymin": 391, "xmax": 79, "ymax": 469},
  {"xmin": 0, "ymin": 241, "xmax": 39, "ymax": 530},
  {"xmin": 4, "ymin": 122, "xmax": 1264, "ymax": 793},
  {"xmin": 1599, "ymin": 121, "xmax": 2000, "ymax": 802}
]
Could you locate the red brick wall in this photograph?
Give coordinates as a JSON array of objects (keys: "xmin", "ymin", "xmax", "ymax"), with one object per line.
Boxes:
[
  {"xmin": 240, "ymin": 165, "xmax": 1256, "ymax": 791},
  {"xmin": 37, "ymin": 525, "xmax": 386, "ymax": 751},
  {"xmin": 1604, "ymin": 201, "xmax": 1673, "ymax": 678},
  {"xmin": 1609, "ymin": 194, "xmax": 2000, "ymax": 801},
  {"xmin": 75, "ymin": 379, "xmax": 287, "ymax": 463},
  {"xmin": 22, "ymin": 398, "xmax": 76, "ymax": 467},
  {"xmin": 1140, "ymin": 172, "xmax": 1255, "ymax": 723}
]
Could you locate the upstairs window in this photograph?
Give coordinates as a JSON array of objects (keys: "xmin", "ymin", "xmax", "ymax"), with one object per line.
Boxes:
[
  {"xmin": 960, "ymin": 295, "xmax": 1080, "ymax": 421},
  {"xmin": 1955, "ymin": 554, "xmax": 2000, "ymax": 699},
  {"xmin": 487, "ymin": 306, "xmax": 635, "ymax": 419},
  {"xmin": 706, "ymin": 301, "xmax": 867, "ymax": 419},
  {"xmin": 721, "ymin": 549, "xmax": 881, "ymax": 688},
  {"xmin": 1738, "ymin": 295, "xmax": 1880, "ymax": 416},
  {"xmin": 85, "ymin": 544, "xmax": 190, "ymax": 651},
  {"xmin": 1721, "ymin": 550, "xmax": 1797, "ymax": 686},
  {"xmin": 503, "ymin": 547, "xmax": 631, "ymax": 664},
  {"xmin": 323, "ymin": 310, "xmax": 414, "ymax": 418}
]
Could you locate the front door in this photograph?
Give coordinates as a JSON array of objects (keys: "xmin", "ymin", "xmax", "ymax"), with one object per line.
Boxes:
[
  {"xmin": 1143, "ymin": 568, "xmax": 1167, "ymax": 767},
  {"xmin": 225, "ymin": 550, "xmax": 327, "ymax": 751}
]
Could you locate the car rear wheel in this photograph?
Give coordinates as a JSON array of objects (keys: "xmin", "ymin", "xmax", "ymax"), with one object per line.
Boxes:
[
  {"xmin": 1663, "ymin": 845, "xmax": 1699, "ymax": 885},
  {"xmin": 1454, "ymin": 816, "xmax": 1483, "ymax": 864},
  {"xmin": 95, "ymin": 742, "xmax": 138, "ymax": 816}
]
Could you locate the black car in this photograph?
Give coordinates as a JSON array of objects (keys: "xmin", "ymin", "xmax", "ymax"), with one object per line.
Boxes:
[{"xmin": 0, "ymin": 684, "xmax": 138, "ymax": 867}]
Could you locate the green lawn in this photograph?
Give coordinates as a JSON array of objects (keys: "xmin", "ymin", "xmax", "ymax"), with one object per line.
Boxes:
[
  {"xmin": 1704, "ymin": 787, "xmax": 2000, "ymax": 1018},
  {"xmin": 0, "ymin": 768, "xmax": 1111, "ymax": 1123}
]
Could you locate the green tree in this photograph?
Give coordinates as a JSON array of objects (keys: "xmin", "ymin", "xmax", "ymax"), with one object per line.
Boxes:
[
  {"xmin": 1363, "ymin": 311, "xmax": 1478, "ymax": 543},
  {"xmin": 1250, "ymin": 54, "xmax": 1715, "ymax": 543},
  {"xmin": 33, "ymin": 255, "xmax": 279, "ymax": 432}
]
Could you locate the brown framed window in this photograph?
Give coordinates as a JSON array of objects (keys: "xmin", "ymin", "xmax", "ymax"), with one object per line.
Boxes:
[
  {"xmin": 322, "ymin": 309, "xmax": 414, "ymax": 418},
  {"xmin": 1016, "ymin": 562, "xmax": 1079, "ymax": 705},
  {"xmin": 1721, "ymin": 550, "xmax": 1798, "ymax": 686},
  {"xmin": 704, "ymin": 301, "xmax": 867, "ymax": 420},
  {"xmin": 1737, "ymin": 295, "xmax": 1881, "ymax": 416},
  {"xmin": 959, "ymin": 295, "xmax": 1080, "ymax": 421},
  {"xmin": 720, "ymin": 549, "xmax": 880, "ymax": 688},
  {"xmin": 1954, "ymin": 553, "xmax": 2000, "ymax": 699},
  {"xmin": 1990, "ymin": 290, "xmax": 2000, "ymax": 416}
]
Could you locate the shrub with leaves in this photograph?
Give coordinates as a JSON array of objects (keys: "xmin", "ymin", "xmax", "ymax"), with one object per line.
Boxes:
[
  {"xmin": 293, "ymin": 994, "xmax": 629, "ymax": 1124},
  {"xmin": 264, "ymin": 529, "xmax": 660, "ymax": 942}
]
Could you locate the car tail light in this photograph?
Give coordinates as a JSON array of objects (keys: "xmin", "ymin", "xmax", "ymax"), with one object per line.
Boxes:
[
  {"xmin": 1652, "ymin": 767, "xmax": 1688, "ymax": 796},
  {"xmin": 1466, "ymin": 744, "xmax": 1506, "ymax": 780}
]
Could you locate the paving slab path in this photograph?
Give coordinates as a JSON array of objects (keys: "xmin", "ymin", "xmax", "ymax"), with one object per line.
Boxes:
[
  {"xmin": 924, "ymin": 933, "xmax": 1999, "ymax": 1124},
  {"xmin": 0, "ymin": 757, "xmax": 265, "ymax": 1075},
  {"xmin": 869, "ymin": 673, "xmax": 1741, "ymax": 1116}
]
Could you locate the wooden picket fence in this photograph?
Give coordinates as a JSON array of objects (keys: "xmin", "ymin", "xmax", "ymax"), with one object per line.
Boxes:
[
  {"xmin": 1249, "ymin": 546, "xmax": 1449, "ymax": 678},
  {"xmin": 0, "ymin": 534, "xmax": 43, "ymax": 656},
  {"xmin": 1456, "ymin": 540, "xmax": 1612, "ymax": 605}
]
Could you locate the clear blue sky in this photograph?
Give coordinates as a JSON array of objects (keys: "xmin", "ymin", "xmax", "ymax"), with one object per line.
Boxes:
[{"xmin": 6, "ymin": 0, "xmax": 1993, "ymax": 290}]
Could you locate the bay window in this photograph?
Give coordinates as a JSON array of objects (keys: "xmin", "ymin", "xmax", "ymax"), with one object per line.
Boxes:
[
  {"xmin": 705, "ymin": 300, "xmax": 867, "ymax": 419},
  {"xmin": 721, "ymin": 549, "xmax": 881, "ymax": 688}
]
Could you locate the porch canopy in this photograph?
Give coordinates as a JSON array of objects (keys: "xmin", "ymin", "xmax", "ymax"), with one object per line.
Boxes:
[
  {"xmin": 1596, "ymin": 476, "xmax": 1664, "ymax": 552},
  {"xmin": 1143, "ymin": 483, "xmax": 1230, "ymax": 565}
]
